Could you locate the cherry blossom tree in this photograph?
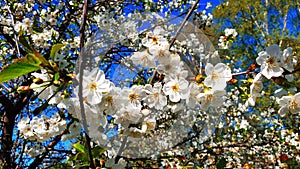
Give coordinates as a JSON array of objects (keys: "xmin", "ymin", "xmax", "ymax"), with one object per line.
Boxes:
[{"xmin": 0, "ymin": 0, "xmax": 299, "ymax": 168}]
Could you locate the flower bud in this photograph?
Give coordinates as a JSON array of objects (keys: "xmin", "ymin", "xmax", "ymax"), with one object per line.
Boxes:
[
  {"xmin": 33, "ymin": 78, "xmax": 44, "ymax": 84},
  {"xmin": 195, "ymin": 74, "xmax": 204, "ymax": 83},
  {"xmin": 17, "ymin": 86, "xmax": 30, "ymax": 92}
]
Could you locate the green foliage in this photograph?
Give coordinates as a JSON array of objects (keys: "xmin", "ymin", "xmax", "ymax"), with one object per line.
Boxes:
[
  {"xmin": 66, "ymin": 142, "xmax": 106, "ymax": 167},
  {"xmin": 0, "ymin": 53, "xmax": 41, "ymax": 83},
  {"xmin": 216, "ymin": 157, "xmax": 226, "ymax": 169},
  {"xmin": 91, "ymin": 146, "xmax": 106, "ymax": 157},
  {"xmin": 73, "ymin": 142, "xmax": 87, "ymax": 154},
  {"xmin": 19, "ymin": 35, "xmax": 34, "ymax": 53},
  {"xmin": 50, "ymin": 44, "xmax": 65, "ymax": 60}
]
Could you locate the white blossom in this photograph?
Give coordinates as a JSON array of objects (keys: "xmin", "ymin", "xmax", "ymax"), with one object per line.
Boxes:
[
  {"xmin": 196, "ymin": 89, "xmax": 226, "ymax": 110},
  {"xmin": 163, "ymin": 76, "xmax": 190, "ymax": 102},
  {"xmin": 130, "ymin": 50, "xmax": 156, "ymax": 68},
  {"xmin": 256, "ymin": 44, "xmax": 284, "ymax": 79},
  {"xmin": 78, "ymin": 68, "xmax": 112, "ymax": 105},
  {"xmin": 277, "ymin": 92, "xmax": 300, "ymax": 116},
  {"xmin": 204, "ymin": 63, "xmax": 232, "ymax": 90},
  {"xmin": 247, "ymin": 73, "xmax": 264, "ymax": 106},
  {"xmin": 281, "ymin": 47, "xmax": 297, "ymax": 72},
  {"xmin": 143, "ymin": 82, "xmax": 167, "ymax": 110}
]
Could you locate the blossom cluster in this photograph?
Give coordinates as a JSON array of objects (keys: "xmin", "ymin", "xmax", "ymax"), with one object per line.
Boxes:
[
  {"xmin": 58, "ymin": 26, "xmax": 234, "ymax": 159},
  {"xmin": 17, "ymin": 112, "xmax": 67, "ymax": 142},
  {"xmin": 256, "ymin": 44, "xmax": 296, "ymax": 79},
  {"xmin": 218, "ymin": 28, "xmax": 238, "ymax": 49},
  {"xmin": 248, "ymin": 44, "xmax": 297, "ymax": 106},
  {"xmin": 5, "ymin": 1, "xmax": 299, "ymax": 167}
]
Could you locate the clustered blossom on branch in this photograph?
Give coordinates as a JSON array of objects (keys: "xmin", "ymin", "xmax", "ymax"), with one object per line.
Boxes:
[
  {"xmin": 277, "ymin": 92, "xmax": 300, "ymax": 116},
  {"xmin": 56, "ymin": 25, "xmax": 234, "ymax": 160},
  {"xmin": 247, "ymin": 44, "xmax": 297, "ymax": 106},
  {"xmin": 17, "ymin": 112, "xmax": 66, "ymax": 143},
  {"xmin": 7, "ymin": 1, "xmax": 299, "ymax": 167},
  {"xmin": 218, "ymin": 28, "xmax": 238, "ymax": 49},
  {"xmin": 256, "ymin": 44, "xmax": 297, "ymax": 79}
]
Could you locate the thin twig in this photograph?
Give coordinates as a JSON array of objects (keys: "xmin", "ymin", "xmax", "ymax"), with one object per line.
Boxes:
[
  {"xmin": 264, "ymin": 0, "xmax": 269, "ymax": 37},
  {"xmin": 169, "ymin": 0, "xmax": 201, "ymax": 50},
  {"xmin": 78, "ymin": 0, "xmax": 95, "ymax": 168},
  {"xmin": 149, "ymin": 70, "xmax": 157, "ymax": 85},
  {"xmin": 115, "ymin": 136, "xmax": 128, "ymax": 164},
  {"xmin": 279, "ymin": 6, "xmax": 289, "ymax": 47},
  {"xmin": 6, "ymin": 4, "xmax": 21, "ymax": 57},
  {"xmin": 231, "ymin": 70, "xmax": 256, "ymax": 76}
]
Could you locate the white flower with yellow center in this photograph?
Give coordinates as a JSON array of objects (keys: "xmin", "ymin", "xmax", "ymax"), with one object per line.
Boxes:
[
  {"xmin": 256, "ymin": 44, "xmax": 284, "ymax": 79},
  {"xmin": 163, "ymin": 77, "xmax": 189, "ymax": 102},
  {"xmin": 247, "ymin": 73, "xmax": 264, "ymax": 106},
  {"xmin": 281, "ymin": 47, "xmax": 297, "ymax": 72},
  {"xmin": 156, "ymin": 53, "xmax": 182, "ymax": 75},
  {"xmin": 98, "ymin": 86, "xmax": 121, "ymax": 116},
  {"xmin": 115, "ymin": 104, "xmax": 143, "ymax": 128},
  {"xmin": 79, "ymin": 68, "xmax": 112, "ymax": 105},
  {"xmin": 120, "ymin": 85, "xmax": 143, "ymax": 109},
  {"xmin": 204, "ymin": 63, "xmax": 232, "ymax": 90},
  {"xmin": 130, "ymin": 50, "xmax": 156, "ymax": 68},
  {"xmin": 196, "ymin": 89, "xmax": 226, "ymax": 111},
  {"xmin": 142, "ymin": 26, "xmax": 168, "ymax": 48},
  {"xmin": 277, "ymin": 92, "xmax": 300, "ymax": 116},
  {"xmin": 143, "ymin": 82, "xmax": 167, "ymax": 110}
]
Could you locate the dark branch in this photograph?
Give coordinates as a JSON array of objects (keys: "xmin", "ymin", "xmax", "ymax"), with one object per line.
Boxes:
[{"xmin": 169, "ymin": 0, "xmax": 201, "ymax": 50}]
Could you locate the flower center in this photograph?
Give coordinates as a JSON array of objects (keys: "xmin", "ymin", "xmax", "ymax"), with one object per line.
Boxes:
[
  {"xmin": 206, "ymin": 94, "xmax": 213, "ymax": 101},
  {"xmin": 142, "ymin": 55, "xmax": 148, "ymax": 63},
  {"xmin": 266, "ymin": 56, "xmax": 276, "ymax": 67},
  {"xmin": 152, "ymin": 36, "xmax": 158, "ymax": 44},
  {"xmin": 171, "ymin": 84, "xmax": 180, "ymax": 92},
  {"xmin": 129, "ymin": 93, "xmax": 138, "ymax": 102},
  {"xmin": 106, "ymin": 96, "xmax": 113, "ymax": 105},
  {"xmin": 88, "ymin": 82, "xmax": 97, "ymax": 91},
  {"xmin": 289, "ymin": 100, "xmax": 298, "ymax": 110},
  {"xmin": 153, "ymin": 92, "xmax": 159, "ymax": 98},
  {"xmin": 212, "ymin": 73, "xmax": 218, "ymax": 79},
  {"xmin": 25, "ymin": 127, "xmax": 32, "ymax": 132}
]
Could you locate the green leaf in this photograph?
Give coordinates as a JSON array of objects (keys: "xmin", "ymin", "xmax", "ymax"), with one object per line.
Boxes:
[
  {"xmin": 54, "ymin": 73, "xmax": 60, "ymax": 81},
  {"xmin": 32, "ymin": 49, "xmax": 50, "ymax": 66},
  {"xmin": 0, "ymin": 54, "xmax": 41, "ymax": 83},
  {"xmin": 26, "ymin": 53, "xmax": 42, "ymax": 66},
  {"xmin": 74, "ymin": 162, "xmax": 89, "ymax": 168},
  {"xmin": 73, "ymin": 152, "xmax": 88, "ymax": 161},
  {"xmin": 216, "ymin": 158, "xmax": 227, "ymax": 169},
  {"xmin": 73, "ymin": 142, "xmax": 87, "ymax": 153},
  {"xmin": 50, "ymin": 44, "xmax": 65, "ymax": 60},
  {"xmin": 19, "ymin": 36, "xmax": 33, "ymax": 53},
  {"xmin": 92, "ymin": 146, "xmax": 106, "ymax": 157}
]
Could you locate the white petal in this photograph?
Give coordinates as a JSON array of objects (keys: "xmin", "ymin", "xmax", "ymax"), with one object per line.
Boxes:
[
  {"xmin": 266, "ymin": 44, "xmax": 281, "ymax": 57},
  {"xmin": 205, "ymin": 63, "xmax": 214, "ymax": 75}
]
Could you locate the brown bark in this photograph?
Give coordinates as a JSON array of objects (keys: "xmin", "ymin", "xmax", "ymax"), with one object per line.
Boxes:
[
  {"xmin": 0, "ymin": 93, "xmax": 16, "ymax": 168},
  {"xmin": 0, "ymin": 91, "xmax": 32, "ymax": 168}
]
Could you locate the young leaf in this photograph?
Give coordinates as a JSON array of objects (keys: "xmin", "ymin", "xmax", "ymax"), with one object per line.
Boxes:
[
  {"xmin": 19, "ymin": 36, "xmax": 33, "ymax": 53},
  {"xmin": 92, "ymin": 146, "xmax": 106, "ymax": 157},
  {"xmin": 32, "ymin": 49, "xmax": 50, "ymax": 66},
  {"xmin": 50, "ymin": 44, "xmax": 65, "ymax": 60},
  {"xmin": 0, "ymin": 54, "xmax": 42, "ymax": 83},
  {"xmin": 73, "ymin": 142, "xmax": 87, "ymax": 153},
  {"xmin": 73, "ymin": 152, "xmax": 88, "ymax": 161}
]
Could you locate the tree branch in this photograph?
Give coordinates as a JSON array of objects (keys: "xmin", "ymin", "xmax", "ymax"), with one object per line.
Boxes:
[
  {"xmin": 169, "ymin": 0, "xmax": 201, "ymax": 50},
  {"xmin": 28, "ymin": 129, "xmax": 68, "ymax": 169},
  {"xmin": 78, "ymin": 0, "xmax": 95, "ymax": 168}
]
